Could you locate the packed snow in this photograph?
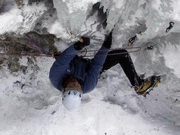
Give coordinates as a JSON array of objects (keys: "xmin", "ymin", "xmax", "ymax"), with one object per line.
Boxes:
[{"xmin": 0, "ymin": 0, "xmax": 180, "ymax": 135}]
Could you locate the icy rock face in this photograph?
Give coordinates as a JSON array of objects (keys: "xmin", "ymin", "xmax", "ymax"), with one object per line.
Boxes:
[
  {"xmin": 102, "ymin": 0, "xmax": 175, "ymax": 47},
  {"xmin": 53, "ymin": 0, "xmax": 101, "ymax": 37},
  {"xmin": 52, "ymin": 0, "xmax": 177, "ymax": 46},
  {"xmin": 0, "ymin": 0, "xmax": 56, "ymax": 35}
]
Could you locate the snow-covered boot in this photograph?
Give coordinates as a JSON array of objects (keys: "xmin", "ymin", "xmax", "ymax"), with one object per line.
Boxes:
[{"xmin": 134, "ymin": 75, "xmax": 161, "ymax": 97}]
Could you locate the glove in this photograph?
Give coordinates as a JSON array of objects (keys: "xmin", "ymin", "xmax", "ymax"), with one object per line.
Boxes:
[
  {"xmin": 74, "ymin": 36, "xmax": 90, "ymax": 50},
  {"xmin": 102, "ymin": 31, "xmax": 113, "ymax": 49}
]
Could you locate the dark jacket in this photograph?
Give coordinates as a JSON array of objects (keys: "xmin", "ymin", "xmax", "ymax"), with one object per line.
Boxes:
[{"xmin": 49, "ymin": 45, "xmax": 109, "ymax": 93}]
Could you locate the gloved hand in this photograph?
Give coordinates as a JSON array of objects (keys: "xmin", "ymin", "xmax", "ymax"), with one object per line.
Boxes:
[
  {"xmin": 74, "ymin": 36, "xmax": 90, "ymax": 50},
  {"xmin": 102, "ymin": 31, "xmax": 113, "ymax": 49}
]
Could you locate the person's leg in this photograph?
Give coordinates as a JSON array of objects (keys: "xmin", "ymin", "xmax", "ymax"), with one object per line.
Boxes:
[{"xmin": 102, "ymin": 49, "xmax": 142, "ymax": 86}]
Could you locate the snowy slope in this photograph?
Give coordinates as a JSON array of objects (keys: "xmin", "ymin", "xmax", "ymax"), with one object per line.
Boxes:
[{"xmin": 0, "ymin": 0, "xmax": 180, "ymax": 135}]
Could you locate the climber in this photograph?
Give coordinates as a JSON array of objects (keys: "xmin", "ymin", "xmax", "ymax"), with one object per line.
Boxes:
[{"xmin": 49, "ymin": 31, "xmax": 160, "ymax": 111}]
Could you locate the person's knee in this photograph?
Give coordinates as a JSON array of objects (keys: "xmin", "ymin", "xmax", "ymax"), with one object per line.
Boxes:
[{"xmin": 114, "ymin": 49, "xmax": 130, "ymax": 59}]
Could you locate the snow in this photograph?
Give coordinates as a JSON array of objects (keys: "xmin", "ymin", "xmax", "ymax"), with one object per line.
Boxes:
[
  {"xmin": 0, "ymin": 0, "xmax": 180, "ymax": 135},
  {"xmin": 0, "ymin": 6, "xmax": 23, "ymax": 34},
  {"xmin": 0, "ymin": 0, "xmax": 47, "ymax": 34},
  {"xmin": 171, "ymin": 1, "xmax": 180, "ymax": 21},
  {"xmin": 163, "ymin": 44, "xmax": 180, "ymax": 78}
]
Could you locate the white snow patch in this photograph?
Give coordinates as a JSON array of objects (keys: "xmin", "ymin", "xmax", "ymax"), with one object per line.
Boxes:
[
  {"xmin": 48, "ymin": 20, "xmax": 72, "ymax": 40},
  {"xmin": 0, "ymin": 2, "xmax": 47, "ymax": 34},
  {"xmin": 0, "ymin": 8, "xmax": 22, "ymax": 34},
  {"xmin": 172, "ymin": 1, "xmax": 180, "ymax": 21},
  {"xmin": 62, "ymin": 0, "xmax": 100, "ymax": 13},
  {"xmin": 163, "ymin": 44, "xmax": 180, "ymax": 78}
]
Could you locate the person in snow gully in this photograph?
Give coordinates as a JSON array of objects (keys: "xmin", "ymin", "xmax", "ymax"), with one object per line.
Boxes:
[{"xmin": 49, "ymin": 31, "xmax": 160, "ymax": 110}]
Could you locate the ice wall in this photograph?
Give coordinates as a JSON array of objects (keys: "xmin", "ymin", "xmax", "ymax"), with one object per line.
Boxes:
[
  {"xmin": 53, "ymin": 0, "xmax": 179, "ymax": 45},
  {"xmin": 53, "ymin": 0, "xmax": 100, "ymax": 37}
]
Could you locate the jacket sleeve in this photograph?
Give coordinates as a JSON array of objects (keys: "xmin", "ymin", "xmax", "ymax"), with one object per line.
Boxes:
[
  {"xmin": 49, "ymin": 45, "xmax": 79, "ymax": 90},
  {"xmin": 83, "ymin": 46, "xmax": 109, "ymax": 93}
]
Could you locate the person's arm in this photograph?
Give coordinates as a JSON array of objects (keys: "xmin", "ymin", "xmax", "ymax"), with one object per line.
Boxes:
[
  {"xmin": 49, "ymin": 45, "xmax": 79, "ymax": 90},
  {"xmin": 83, "ymin": 31, "xmax": 113, "ymax": 93},
  {"xmin": 83, "ymin": 46, "xmax": 109, "ymax": 93}
]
